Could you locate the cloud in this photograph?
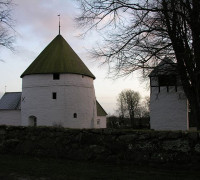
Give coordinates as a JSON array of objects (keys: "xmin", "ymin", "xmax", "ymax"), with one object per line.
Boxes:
[
  {"xmin": 13, "ymin": 0, "xmax": 79, "ymax": 39},
  {"xmin": 11, "ymin": 0, "xmax": 88, "ymax": 63},
  {"xmin": 0, "ymin": 59, "xmax": 5, "ymax": 63}
]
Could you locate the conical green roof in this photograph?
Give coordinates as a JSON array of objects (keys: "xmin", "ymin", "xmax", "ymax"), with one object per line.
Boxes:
[{"xmin": 21, "ymin": 35, "xmax": 95, "ymax": 79}]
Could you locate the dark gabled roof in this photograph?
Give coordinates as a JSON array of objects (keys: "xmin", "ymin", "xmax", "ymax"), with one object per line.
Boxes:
[
  {"xmin": 0, "ymin": 92, "xmax": 21, "ymax": 110},
  {"xmin": 149, "ymin": 58, "xmax": 177, "ymax": 77},
  {"xmin": 21, "ymin": 35, "xmax": 95, "ymax": 79},
  {"xmin": 96, "ymin": 100, "xmax": 107, "ymax": 116}
]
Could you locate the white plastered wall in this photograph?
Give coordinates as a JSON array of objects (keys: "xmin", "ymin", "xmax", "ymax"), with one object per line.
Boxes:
[
  {"xmin": 150, "ymin": 77, "xmax": 188, "ymax": 130},
  {"xmin": 21, "ymin": 74, "xmax": 97, "ymax": 128},
  {"xmin": 96, "ymin": 116, "xmax": 107, "ymax": 128},
  {"xmin": 0, "ymin": 110, "xmax": 21, "ymax": 126}
]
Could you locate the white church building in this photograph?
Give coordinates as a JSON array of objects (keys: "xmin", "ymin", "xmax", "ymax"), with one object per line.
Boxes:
[
  {"xmin": 0, "ymin": 34, "xmax": 107, "ymax": 128},
  {"xmin": 149, "ymin": 58, "xmax": 194, "ymax": 131}
]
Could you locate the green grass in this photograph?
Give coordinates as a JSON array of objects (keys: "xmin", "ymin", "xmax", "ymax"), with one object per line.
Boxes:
[{"xmin": 0, "ymin": 154, "xmax": 199, "ymax": 180}]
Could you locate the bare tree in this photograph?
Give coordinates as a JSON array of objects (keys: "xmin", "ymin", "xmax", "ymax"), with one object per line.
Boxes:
[
  {"xmin": 137, "ymin": 96, "xmax": 150, "ymax": 118},
  {"xmin": 117, "ymin": 89, "xmax": 140, "ymax": 128},
  {"xmin": 76, "ymin": 0, "xmax": 200, "ymax": 129},
  {"xmin": 116, "ymin": 92, "xmax": 126, "ymax": 119},
  {"xmin": 0, "ymin": 0, "xmax": 14, "ymax": 50}
]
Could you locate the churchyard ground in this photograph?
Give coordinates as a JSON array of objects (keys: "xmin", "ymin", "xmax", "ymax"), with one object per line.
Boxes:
[{"xmin": 0, "ymin": 154, "xmax": 200, "ymax": 180}]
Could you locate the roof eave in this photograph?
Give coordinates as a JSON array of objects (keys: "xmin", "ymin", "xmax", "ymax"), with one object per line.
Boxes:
[{"xmin": 21, "ymin": 72, "xmax": 96, "ymax": 79}]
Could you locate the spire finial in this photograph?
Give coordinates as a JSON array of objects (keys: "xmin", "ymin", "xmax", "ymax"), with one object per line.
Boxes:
[{"xmin": 58, "ymin": 14, "xmax": 61, "ymax": 35}]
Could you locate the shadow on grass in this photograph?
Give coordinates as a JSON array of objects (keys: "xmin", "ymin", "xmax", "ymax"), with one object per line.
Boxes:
[{"xmin": 0, "ymin": 154, "xmax": 200, "ymax": 180}]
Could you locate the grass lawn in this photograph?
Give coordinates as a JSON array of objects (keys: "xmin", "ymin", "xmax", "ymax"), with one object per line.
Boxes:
[{"xmin": 0, "ymin": 154, "xmax": 200, "ymax": 180}]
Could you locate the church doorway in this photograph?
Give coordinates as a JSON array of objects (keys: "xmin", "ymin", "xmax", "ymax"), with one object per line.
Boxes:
[{"xmin": 29, "ymin": 116, "xmax": 37, "ymax": 127}]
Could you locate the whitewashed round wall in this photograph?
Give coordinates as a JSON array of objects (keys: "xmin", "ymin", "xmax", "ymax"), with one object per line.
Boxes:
[{"xmin": 21, "ymin": 74, "xmax": 97, "ymax": 128}]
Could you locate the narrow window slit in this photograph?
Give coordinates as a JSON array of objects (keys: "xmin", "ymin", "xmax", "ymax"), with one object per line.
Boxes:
[
  {"xmin": 73, "ymin": 113, "xmax": 77, "ymax": 118},
  {"xmin": 52, "ymin": 92, "xmax": 57, "ymax": 99}
]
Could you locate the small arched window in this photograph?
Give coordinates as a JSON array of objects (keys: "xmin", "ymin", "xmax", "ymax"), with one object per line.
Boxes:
[
  {"xmin": 73, "ymin": 113, "xmax": 77, "ymax": 118},
  {"xmin": 29, "ymin": 116, "xmax": 37, "ymax": 127}
]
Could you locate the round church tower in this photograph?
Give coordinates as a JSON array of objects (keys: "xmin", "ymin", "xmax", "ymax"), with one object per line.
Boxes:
[{"xmin": 21, "ymin": 35, "xmax": 97, "ymax": 128}]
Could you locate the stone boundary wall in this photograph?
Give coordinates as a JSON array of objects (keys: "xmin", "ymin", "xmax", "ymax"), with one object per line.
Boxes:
[{"xmin": 0, "ymin": 125, "xmax": 200, "ymax": 166}]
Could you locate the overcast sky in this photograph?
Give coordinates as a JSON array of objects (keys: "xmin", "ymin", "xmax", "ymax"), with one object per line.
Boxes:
[{"xmin": 0, "ymin": 0, "xmax": 149, "ymax": 115}]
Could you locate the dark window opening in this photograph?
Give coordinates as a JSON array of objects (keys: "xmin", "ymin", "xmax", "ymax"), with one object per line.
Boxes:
[
  {"xmin": 73, "ymin": 113, "xmax": 77, "ymax": 118},
  {"xmin": 29, "ymin": 116, "xmax": 37, "ymax": 127},
  {"xmin": 52, "ymin": 92, "xmax": 57, "ymax": 99},
  {"xmin": 33, "ymin": 119, "xmax": 37, "ymax": 127},
  {"xmin": 53, "ymin": 73, "xmax": 60, "ymax": 80},
  {"xmin": 158, "ymin": 75, "xmax": 176, "ymax": 86}
]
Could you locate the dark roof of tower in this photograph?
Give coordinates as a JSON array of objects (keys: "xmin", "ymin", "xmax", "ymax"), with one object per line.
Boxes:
[
  {"xmin": 21, "ymin": 35, "xmax": 95, "ymax": 79},
  {"xmin": 0, "ymin": 92, "xmax": 21, "ymax": 110},
  {"xmin": 149, "ymin": 58, "xmax": 177, "ymax": 77}
]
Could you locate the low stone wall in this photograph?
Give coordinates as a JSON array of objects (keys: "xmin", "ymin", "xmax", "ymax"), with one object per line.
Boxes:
[{"xmin": 0, "ymin": 125, "xmax": 200, "ymax": 166}]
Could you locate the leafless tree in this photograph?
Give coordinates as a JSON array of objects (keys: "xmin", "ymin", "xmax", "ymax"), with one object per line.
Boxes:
[
  {"xmin": 117, "ymin": 89, "xmax": 141, "ymax": 128},
  {"xmin": 0, "ymin": 0, "xmax": 14, "ymax": 51},
  {"xmin": 76, "ymin": 0, "xmax": 200, "ymax": 129},
  {"xmin": 116, "ymin": 92, "xmax": 126, "ymax": 119},
  {"xmin": 137, "ymin": 96, "xmax": 150, "ymax": 118}
]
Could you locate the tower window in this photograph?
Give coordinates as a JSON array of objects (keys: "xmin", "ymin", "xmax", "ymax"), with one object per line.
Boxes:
[
  {"xmin": 53, "ymin": 73, "xmax": 60, "ymax": 80},
  {"xmin": 52, "ymin": 92, "xmax": 57, "ymax": 99},
  {"xmin": 158, "ymin": 75, "xmax": 176, "ymax": 86},
  {"xmin": 97, "ymin": 119, "xmax": 100, "ymax": 125},
  {"xmin": 73, "ymin": 113, "xmax": 77, "ymax": 118}
]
